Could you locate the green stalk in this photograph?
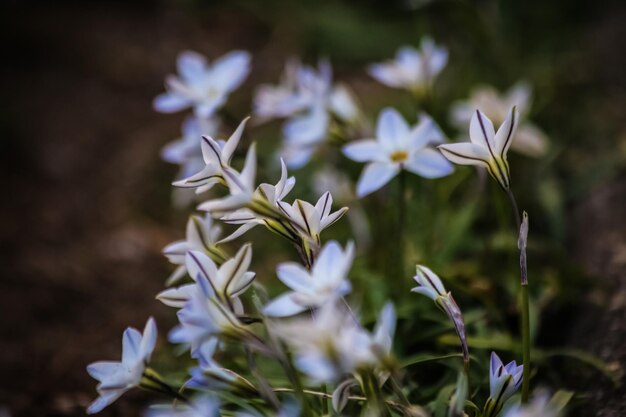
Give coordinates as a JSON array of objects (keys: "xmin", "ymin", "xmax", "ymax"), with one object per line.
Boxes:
[
  {"xmin": 505, "ymin": 188, "xmax": 530, "ymax": 404},
  {"xmin": 397, "ymin": 171, "xmax": 407, "ymax": 285},
  {"xmin": 521, "ymin": 285, "xmax": 530, "ymax": 403}
]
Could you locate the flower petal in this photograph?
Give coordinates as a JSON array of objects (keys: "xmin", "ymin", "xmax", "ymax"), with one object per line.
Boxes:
[
  {"xmin": 342, "ymin": 139, "xmax": 384, "ymax": 163},
  {"xmin": 153, "ymin": 93, "xmax": 191, "ymax": 113},
  {"xmin": 177, "ymin": 51, "xmax": 208, "ymax": 83},
  {"xmin": 209, "ymin": 50, "xmax": 252, "ymax": 93},
  {"xmin": 405, "ymin": 148, "xmax": 454, "ymax": 178},
  {"xmin": 494, "ymin": 107, "xmax": 518, "ymax": 157},
  {"xmin": 437, "ymin": 142, "xmax": 491, "ymax": 167},
  {"xmin": 469, "ymin": 109, "xmax": 496, "ymax": 151},
  {"xmin": 139, "ymin": 317, "xmax": 157, "ymax": 361},
  {"xmin": 376, "ymin": 108, "xmax": 410, "ymax": 150},
  {"xmin": 263, "ymin": 293, "xmax": 307, "ymax": 317},
  {"xmin": 355, "ymin": 162, "xmax": 400, "ymax": 197},
  {"xmin": 277, "ymin": 263, "xmax": 313, "ymax": 293}
]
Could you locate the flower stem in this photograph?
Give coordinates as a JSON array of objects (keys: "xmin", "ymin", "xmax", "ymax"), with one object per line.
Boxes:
[
  {"xmin": 141, "ymin": 368, "xmax": 190, "ymax": 404},
  {"xmin": 521, "ymin": 284, "xmax": 530, "ymax": 403},
  {"xmin": 396, "ymin": 171, "xmax": 407, "ymax": 284},
  {"xmin": 504, "ymin": 188, "xmax": 530, "ymax": 403}
]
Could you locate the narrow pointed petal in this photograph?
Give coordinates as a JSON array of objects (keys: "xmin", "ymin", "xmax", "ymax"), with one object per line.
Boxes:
[
  {"xmin": 277, "ymin": 263, "xmax": 312, "ymax": 293},
  {"xmin": 209, "ymin": 50, "xmax": 251, "ymax": 93},
  {"xmin": 469, "ymin": 109, "xmax": 496, "ymax": 151},
  {"xmin": 186, "ymin": 250, "xmax": 219, "ymax": 284},
  {"xmin": 405, "ymin": 148, "xmax": 454, "ymax": 178},
  {"xmin": 177, "ymin": 51, "xmax": 207, "ymax": 83},
  {"xmin": 139, "ymin": 317, "xmax": 157, "ymax": 361},
  {"xmin": 221, "ymin": 117, "xmax": 250, "ymax": 164},
  {"xmin": 121, "ymin": 328, "xmax": 142, "ymax": 364},
  {"xmin": 356, "ymin": 162, "xmax": 400, "ymax": 197},
  {"xmin": 437, "ymin": 143, "xmax": 491, "ymax": 167},
  {"xmin": 494, "ymin": 107, "xmax": 518, "ymax": 157}
]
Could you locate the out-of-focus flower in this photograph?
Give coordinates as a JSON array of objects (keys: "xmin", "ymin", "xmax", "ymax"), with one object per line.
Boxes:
[
  {"xmin": 273, "ymin": 301, "xmax": 396, "ymax": 382},
  {"xmin": 158, "ymin": 244, "xmax": 255, "ymax": 309},
  {"xmin": 263, "ymin": 240, "xmax": 354, "ymax": 317},
  {"xmin": 412, "ymin": 265, "xmax": 469, "ymax": 365},
  {"xmin": 450, "ymin": 83, "xmax": 547, "ymax": 157},
  {"xmin": 367, "ymin": 38, "xmax": 448, "ymax": 95},
  {"xmin": 484, "ymin": 352, "xmax": 524, "ymax": 417},
  {"xmin": 154, "ymin": 50, "xmax": 251, "ymax": 118},
  {"xmin": 145, "ymin": 395, "xmax": 220, "ymax": 417},
  {"xmin": 438, "ymin": 107, "xmax": 518, "ymax": 190},
  {"xmin": 161, "ymin": 116, "xmax": 221, "ymax": 180},
  {"xmin": 503, "ymin": 392, "xmax": 562, "ymax": 417},
  {"xmin": 162, "ymin": 214, "xmax": 227, "ymax": 285},
  {"xmin": 277, "ymin": 192, "xmax": 348, "ymax": 263},
  {"xmin": 174, "ymin": 117, "xmax": 250, "ymax": 194},
  {"xmin": 343, "ymin": 107, "xmax": 453, "ymax": 197},
  {"xmin": 86, "ymin": 318, "xmax": 157, "ymax": 414},
  {"xmin": 254, "ymin": 59, "xmax": 363, "ymax": 168}
]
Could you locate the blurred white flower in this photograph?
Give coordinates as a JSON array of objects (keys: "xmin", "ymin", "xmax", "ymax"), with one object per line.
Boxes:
[
  {"xmin": 145, "ymin": 395, "xmax": 219, "ymax": 417},
  {"xmin": 162, "ymin": 214, "xmax": 226, "ymax": 285},
  {"xmin": 86, "ymin": 318, "xmax": 157, "ymax": 414},
  {"xmin": 154, "ymin": 50, "xmax": 251, "ymax": 118},
  {"xmin": 158, "ymin": 244, "xmax": 255, "ymax": 309},
  {"xmin": 263, "ymin": 240, "xmax": 354, "ymax": 317},
  {"xmin": 343, "ymin": 107, "xmax": 453, "ymax": 197},
  {"xmin": 439, "ymin": 107, "xmax": 518, "ymax": 190},
  {"xmin": 273, "ymin": 301, "xmax": 396, "ymax": 382},
  {"xmin": 450, "ymin": 83, "xmax": 547, "ymax": 157},
  {"xmin": 161, "ymin": 116, "xmax": 221, "ymax": 180},
  {"xmin": 254, "ymin": 59, "xmax": 362, "ymax": 168},
  {"xmin": 484, "ymin": 352, "xmax": 524, "ymax": 417},
  {"xmin": 368, "ymin": 37, "xmax": 448, "ymax": 95},
  {"xmin": 503, "ymin": 392, "xmax": 561, "ymax": 417}
]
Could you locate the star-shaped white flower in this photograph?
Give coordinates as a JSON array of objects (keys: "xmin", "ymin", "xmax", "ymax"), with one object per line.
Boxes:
[
  {"xmin": 146, "ymin": 394, "xmax": 220, "ymax": 417},
  {"xmin": 153, "ymin": 50, "xmax": 251, "ymax": 118},
  {"xmin": 438, "ymin": 107, "xmax": 518, "ymax": 190},
  {"xmin": 86, "ymin": 317, "xmax": 157, "ymax": 414},
  {"xmin": 367, "ymin": 37, "xmax": 448, "ymax": 95},
  {"xmin": 343, "ymin": 107, "xmax": 453, "ymax": 197},
  {"xmin": 263, "ymin": 240, "xmax": 354, "ymax": 317},
  {"xmin": 174, "ymin": 117, "xmax": 250, "ymax": 194},
  {"xmin": 162, "ymin": 214, "xmax": 226, "ymax": 285},
  {"xmin": 450, "ymin": 82, "xmax": 547, "ymax": 157},
  {"xmin": 158, "ymin": 244, "xmax": 255, "ymax": 310}
]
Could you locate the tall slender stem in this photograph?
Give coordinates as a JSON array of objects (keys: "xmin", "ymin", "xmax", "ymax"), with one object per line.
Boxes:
[
  {"xmin": 397, "ymin": 171, "xmax": 407, "ymax": 283},
  {"xmin": 504, "ymin": 188, "xmax": 530, "ymax": 403}
]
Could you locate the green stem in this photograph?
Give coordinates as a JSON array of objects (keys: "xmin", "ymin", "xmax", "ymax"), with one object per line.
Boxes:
[
  {"xmin": 320, "ymin": 383, "xmax": 329, "ymax": 414},
  {"xmin": 141, "ymin": 368, "xmax": 190, "ymax": 404},
  {"xmin": 397, "ymin": 171, "xmax": 407, "ymax": 284},
  {"xmin": 521, "ymin": 285, "xmax": 531, "ymax": 403}
]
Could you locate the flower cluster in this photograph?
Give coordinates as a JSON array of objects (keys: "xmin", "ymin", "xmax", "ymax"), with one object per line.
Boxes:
[{"xmin": 85, "ymin": 34, "xmax": 562, "ymax": 417}]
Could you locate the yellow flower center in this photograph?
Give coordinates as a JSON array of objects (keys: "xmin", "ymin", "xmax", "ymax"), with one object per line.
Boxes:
[{"xmin": 390, "ymin": 150, "xmax": 409, "ymax": 163}]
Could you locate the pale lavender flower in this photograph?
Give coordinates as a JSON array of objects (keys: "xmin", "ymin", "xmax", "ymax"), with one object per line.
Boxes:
[
  {"xmin": 86, "ymin": 318, "xmax": 157, "ymax": 414},
  {"xmin": 503, "ymin": 392, "xmax": 561, "ymax": 417},
  {"xmin": 450, "ymin": 83, "xmax": 547, "ymax": 157},
  {"xmin": 438, "ymin": 107, "xmax": 518, "ymax": 190},
  {"xmin": 343, "ymin": 107, "xmax": 453, "ymax": 197},
  {"xmin": 263, "ymin": 240, "xmax": 354, "ymax": 317},
  {"xmin": 154, "ymin": 50, "xmax": 251, "ymax": 118},
  {"xmin": 368, "ymin": 38, "xmax": 448, "ymax": 95},
  {"xmin": 484, "ymin": 352, "xmax": 524, "ymax": 417}
]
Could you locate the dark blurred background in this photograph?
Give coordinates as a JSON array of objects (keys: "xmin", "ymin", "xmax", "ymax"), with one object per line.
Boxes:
[{"xmin": 1, "ymin": 0, "xmax": 625, "ymax": 416}]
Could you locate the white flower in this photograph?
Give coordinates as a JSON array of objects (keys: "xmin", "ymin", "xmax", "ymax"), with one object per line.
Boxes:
[
  {"xmin": 263, "ymin": 240, "xmax": 354, "ymax": 317},
  {"xmin": 277, "ymin": 192, "xmax": 348, "ymax": 262},
  {"xmin": 169, "ymin": 274, "xmax": 245, "ymax": 354},
  {"xmin": 484, "ymin": 352, "xmax": 524, "ymax": 417},
  {"xmin": 158, "ymin": 244, "xmax": 255, "ymax": 309},
  {"xmin": 438, "ymin": 107, "xmax": 518, "ymax": 190},
  {"xmin": 412, "ymin": 265, "xmax": 469, "ymax": 364},
  {"xmin": 273, "ymin": 302, "xmax": 396, "ymax": 382},
  {"xmin": 153, "ymin": 50, "xmax": 251, "ymax": 118},
  {"xmin": 450, "ymin": 83, "xmax": 547, "ymax": 157},
  {"xmin": 162, "ymin": 214, "xmax": 225, "ymax": 285},
  {"xmin": 145, "ymin": 395, "xmax": 219, "ymax": 417},
  {"xmin": 173, "ymin": 117, "xmax": 250, "ymax": 194},
  {"xmin": 343, "ymin": 107, "xmax": 453, "ymax": 197},
  {"xmin": 86, "ymin": 318, "xmax": 157, "ymax": 414},
  {"xmin": 161, "ymin": 116, "xmax": 221, "ymax": 180},
  {"xmin": 217, "ymin": 159, "xmax": 296, "ymax": 243},
  {"xmin": 368, "ymin": 37, "xmax": 448, "ymax": 94},
  {"xmin": 254, "ymin": 59, "xmax": 362, "ymax": 168}
]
